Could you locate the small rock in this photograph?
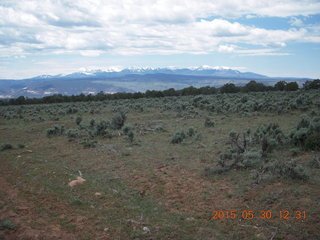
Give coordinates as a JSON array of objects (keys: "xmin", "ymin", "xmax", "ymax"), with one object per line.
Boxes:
[
  {"xmin": 103, "ymin": 227, "xmax": 109, "ymax": 232},
  {"xmin": 186, "ymin": 217, "xmax": 195, "ymax": 221},
  {"xmin": 94, "ymin": 192, "xmax": 102, "ymax": 197},
  {"xmin": 142, "ymin": 226, "xmax": 150, "ymax": 234}
]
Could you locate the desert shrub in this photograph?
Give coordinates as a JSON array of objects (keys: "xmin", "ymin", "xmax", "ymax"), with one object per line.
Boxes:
[
  {"xmin": 75, "ymin": 116, "xmax": 82, "ymax": 125},
  {"xmin": 290, "ymin": 147, "xmax": 301, "ymax": 156},
  {"xmin": 297, "ymin": 114, "xmax": 311, "ymax": 129},
  {"xmin": 240, "ymin": 96, "xmax": 248, "ymax": 103},
  {"xmin": 212, "ymin": 123, "xmax": 288, "ymax": 175},
  {"xmin": 254, "ymin": 123, "xmax": 286, "ymax": 144},
  {"xmin": 309, "ymin": 156, "xmax": 320, "ymax": 169},
  {"xmin": 66, "ymin": 128, "xmax": 81, "ymax": 138},
  {"xmin": 123, "ymin": 124, "xmax": 133, "ymax": 135},
  {"xmin": 1, "ymin": 143, "xmax": 13, "ymax": 151},
  {"xmin": 171, "ymin": 131, "xmax": 186, "ymax": 144},
  {"xmin": 67, "ymin": 107, "xmax": 78, "ymax": 114},
  {"xmin": 310, "ymin": 117, "xmax": 320, "ymax": 132},
  {"xmin": 242, "ymin": 150, "xmax": 262, "ymax": 168},
  {"xmin": 95, "ymin": 120, "xmax": 111, "ymax": 136},
  {"xmin": 112, "ymin": 111, "xmax": 127, "ymax": 129},
  {"xmin": 46, "ymin": 125, "xmax": 64, "ymax": 137},
  {"xmin": 268, "ymin": 160, "xmax": 309, "ymax": 181},
  {"xmin": 290, "ymin": 128, "xmax": 308, "ymax": 147},
  {"xmin": 290, "ymin": 115, "xmax": 320, "ymax": 150},
  {"xmin": 204, "ymin": 118, "xmax": 215, "ymax": 127},
  {"xmin": 133, "ymin": 104, "xmax": 144, "ymax": 112},
  {"xmin": 253, "ymin": 123, "xmax": 286, "ymax": 154},
  {"xmin": 304, "ymin": 132, "xmax": 320, "ymax": 150},
  {"xmin": 186, "ymin": 127, "xmax": 196, "ymax": 137},
  {"xmin": 17, "ymin": 143, "xmax": 25, "ymax": 149},
  {"xmin": 89, "ymin": 119, "xmax": 95, "ymax": 128},
  {"xmin": 0, "ymin": 219, "xmax": 18, "ymax": 230},
  {"xmin": 126, "ymin": 130, "xmax": 135, "ymax": 143},
  {"xmin": 192, "ymin": 96, "xmax": 203, "ymax": 107}
]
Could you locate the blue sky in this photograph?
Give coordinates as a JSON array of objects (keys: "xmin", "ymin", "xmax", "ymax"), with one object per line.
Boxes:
[{"xmin": 0, "ymin": 0, "xmax": 319, "ymax": 79}]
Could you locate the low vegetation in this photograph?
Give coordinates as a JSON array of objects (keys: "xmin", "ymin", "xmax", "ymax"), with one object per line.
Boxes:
[{"xmin": 0, "ymin": 87, "xmax": 319, "ymax": 239}]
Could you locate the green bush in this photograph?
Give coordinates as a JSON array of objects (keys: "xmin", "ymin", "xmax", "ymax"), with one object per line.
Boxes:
[
  {"xmin": 126, "ymin": 130, "xmax": 135, "ymax": 143},
  {"xmin": 290, "ymin": 148, "xmax": 301, "ymax": 156},
  {"xmin": 17, "ymin": 143, "xmax": 25, "ymax": 149},
  {"xmin": 269, "ymin": 160, "xmax": 309, "ymax": 181},
  {"xmin": 112, "ymin": 111, "xmax": 127, "ymax": 129},
  {"xmin": 66, "ymin": 128, "xmax": 81, "ymax": 138},
  {"xmin": 75, "ymin": 116, "xmax": 82, "ymax": 125},
  {"xmin": 0, "ymin": 219, "xmax": 18, "ymax": 230},
  {"xmin": 297, "ymin": 114, "xmax": 310, "ymax": 129},
  {"xmin": 304, "ymin": 132, "xmax": 320, "ymax": 150},
  {"xmin": 1, "ymin": 143, "xmax": 13, "ymax": 151},
  {"xmin": 96, "ymin": 120, "xmax": 111, "ymax": 136},
  {"xmin": 242, "ymin": 150, "xmax": 262, "ymax": 168},
  {"xmin": 46, "ymin": 125, "xmax": 64, "ymax": 137},
  {"xmin": 254, "ymin": 123, "xmax": 286, "ymax": 146},
  {"xmin": 290, "ymin": 128, "xmax": 308, "ymax": 146},
  {"xmin": 290, "ymin": 115, "xmax": 320, "ymax": 150},
  {"xmin": 309, "ymin": 156, "xmax": 320, "ymax": 169},
  {"xmin": 123, "ymin": 124, "xmax": 133, "ymax": 135},
  {"xmin": 187, "ymin": 127, "xmax": 196, "ymax": 137},
  {"xmin": 89, "ymin": 119, "xmax": 95, "ymax": 128},
  {"xmin": 204, "ymin": 118, "xmax": 215, "ymax": 127},
  {"xmin": 171, "ymin": 131, "xmax": 186, "ymax": 144}
]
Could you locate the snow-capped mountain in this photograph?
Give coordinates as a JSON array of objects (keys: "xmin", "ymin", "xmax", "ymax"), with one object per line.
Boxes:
[
  {"xmin": 30, "ymin": 65, "xmax": 267, "ymax": 80},
  {"xmin": 0, "ymin": 66, "xmax": 309, "ymax": 99}
]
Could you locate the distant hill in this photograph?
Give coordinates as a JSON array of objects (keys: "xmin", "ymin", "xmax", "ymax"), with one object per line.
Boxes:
[{"xmin": 0, "ymin": 66, "xmax": 310, "ymax": 98}]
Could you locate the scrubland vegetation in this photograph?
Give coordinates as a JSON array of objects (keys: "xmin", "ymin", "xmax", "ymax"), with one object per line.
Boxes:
[{"xmin": 0, "ymin": 88, "xmax": 320, "ymax": 239}]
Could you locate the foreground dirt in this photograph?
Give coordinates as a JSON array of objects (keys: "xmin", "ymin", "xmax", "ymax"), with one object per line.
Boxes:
[
  {"xmin": 0, "ymin": 170, "xmax": 114, "ymax": 240},
  {"xmin": 125, "ymin": 164, "xmax": 238, "ymax": 216},
  {"xmin": 0, "ymin": 172, "xmax": 78, "ymax": 240}
]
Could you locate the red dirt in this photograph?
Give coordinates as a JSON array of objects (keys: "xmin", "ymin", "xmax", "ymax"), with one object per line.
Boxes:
[
  {"xmin": 125, "ymin": 165, "xmax": 241, "ymax": 217},
  {"xmin": 0, "ymin": 174, "xmax": 113, "ymax": 240},
  {"xmin": 0, "ymin": 175, "xmax": 78, "ymax": 240}
]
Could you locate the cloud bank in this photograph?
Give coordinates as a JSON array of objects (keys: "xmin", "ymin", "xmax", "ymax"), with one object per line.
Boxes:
[{"xmin": 0, "ymin": 0, "xmax": 320, "ymax": 58}]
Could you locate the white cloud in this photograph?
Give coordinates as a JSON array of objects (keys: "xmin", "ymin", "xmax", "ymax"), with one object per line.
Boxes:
[
  {"xmin": 218, "ymin": 44, "xmax": 237, "ymax": 53},
  {"xmin": 217, "ymin": 44, "xmax": 291, "ymax": 56},
  {"xmin": 236, "ymin": 48, "xmax": 291, "ymax": 56},
  {"xmin": 0, "ymin": 0, "xmax": 319, "ymax": 58},
  {"xmin": 80, "ymin": 50, "xmax": 103, "ymax": 57},
  {"xmin": 289, "ymin": 17, "xmax": 304, "ymax": 27}
]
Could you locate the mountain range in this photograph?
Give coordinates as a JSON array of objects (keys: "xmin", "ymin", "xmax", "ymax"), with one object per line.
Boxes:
[{"xmin": 0, "ymin": 66, "xmax": 310, "ymax": 99}]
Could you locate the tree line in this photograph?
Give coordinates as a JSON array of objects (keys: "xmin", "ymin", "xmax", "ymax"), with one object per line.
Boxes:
[{"xmin": 1, "ymin": 79, "xmax": 319, "ymax": 106}]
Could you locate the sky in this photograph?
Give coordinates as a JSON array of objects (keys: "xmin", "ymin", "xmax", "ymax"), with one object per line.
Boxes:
[{"xmin": 0, "ymin": 0, "xmax": 320, "ymax": 79}]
